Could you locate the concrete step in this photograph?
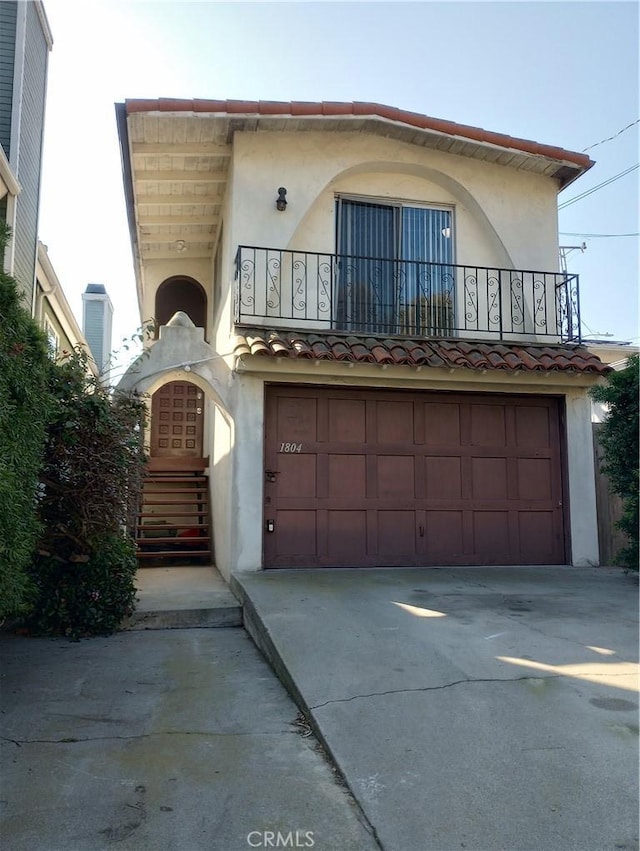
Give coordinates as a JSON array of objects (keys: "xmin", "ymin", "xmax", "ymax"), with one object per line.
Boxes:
[{"xmin": 120, "ymin": 566, "xmax": 242, "ymax": 631}]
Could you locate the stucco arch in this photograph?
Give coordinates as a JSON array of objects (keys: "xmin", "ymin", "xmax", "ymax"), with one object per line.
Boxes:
[
  {"xmin": 145, "ymin": 370, "xmax": 220, "ymax": 407},
  {"xmin": 289, "ymin": 159, "xmax": 514, "ymax": 269},
  {"xmin": 154, "ymin": 275, "xmax": 208, "ymax": 334},
  {"xmin": 117, "ymin": 313, "xmax": 231, "ymax": 416}
]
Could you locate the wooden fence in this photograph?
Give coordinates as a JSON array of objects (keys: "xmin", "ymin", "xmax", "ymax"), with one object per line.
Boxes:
[{"xmin": 592, "ymin": 423, "xmax": 626, "ymax": 566}]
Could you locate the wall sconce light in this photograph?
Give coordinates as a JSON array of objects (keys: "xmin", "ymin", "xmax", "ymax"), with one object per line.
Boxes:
[{"xmin": 276, "ymin": 187, "xmax": 288, "ymax": 212}]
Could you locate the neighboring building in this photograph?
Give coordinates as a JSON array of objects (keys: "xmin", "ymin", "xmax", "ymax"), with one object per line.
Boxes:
[
  {"xmin": 1, "ymin": 2, "xmax": 98, "ymax": 379},
  {"xmin": 116, "ymin": 99, "xmax": 611, "ymax": 579},
  {"xmin": 585, "ymin": 340, "xmax": 639, "ymax": 423},
  {"xmin": 82, "ymin": 283, "xmax": 114, "ymax": 375},
  {"xmin": 586, "ymin": 340, "xmax": 638, "ymax": 426},
  {"xmin": 0, "ymin": 0, "xmax": 53, "ymax": 309},
  {"xmin": 35, "ymin": 241, "xmax": 98, "ymax": 376}
]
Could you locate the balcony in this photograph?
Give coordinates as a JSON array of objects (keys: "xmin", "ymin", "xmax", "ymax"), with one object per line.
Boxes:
[{"xmin": 234, "ymin": 245, "xmax": 581, "ymax": 344}]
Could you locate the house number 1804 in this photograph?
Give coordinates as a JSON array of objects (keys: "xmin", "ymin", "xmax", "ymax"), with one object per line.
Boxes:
[{"xmin": 279, "ymin": 442, "xmax": 303, "ymax": 453}]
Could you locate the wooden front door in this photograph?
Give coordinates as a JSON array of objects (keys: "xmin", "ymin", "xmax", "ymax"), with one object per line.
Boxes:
[
  {"xmin": 264, "ymin": 385, "xmax": 566, "ymax": 568},
  {"xmin": 150, "ymin": 381, "xmax": 204, "ymax": 458}
]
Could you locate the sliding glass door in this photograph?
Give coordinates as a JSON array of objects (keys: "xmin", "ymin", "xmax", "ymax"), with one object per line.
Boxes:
[{"xmin": 336, "ymin": 198, "xmax": 454, "ymax": 335}]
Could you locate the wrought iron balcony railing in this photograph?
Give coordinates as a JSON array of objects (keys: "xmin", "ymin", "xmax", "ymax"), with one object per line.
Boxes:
[{"xmin": 234, "ymin": 245, "xmax": 581, "ymax": 343}]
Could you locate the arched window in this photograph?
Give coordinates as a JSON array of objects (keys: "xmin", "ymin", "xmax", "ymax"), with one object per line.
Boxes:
[{"xmin": 155, "ymin": 277, "xmax": 207, "ymax": 335}]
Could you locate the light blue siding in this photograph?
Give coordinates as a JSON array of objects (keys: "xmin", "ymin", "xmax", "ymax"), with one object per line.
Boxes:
[
  {"xmin": 11, "ymin": 2, "xmax": 48, "ymax": 305},
  {"xmin": 84, "ymin": 300, "xmax": 106, "ymax": 368},
  {"xmin": 0, "ymin": 1, "xmax": 17, "ymax": 157}
]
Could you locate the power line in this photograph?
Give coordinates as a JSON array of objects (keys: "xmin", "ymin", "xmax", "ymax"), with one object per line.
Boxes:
[
  {"xmin": 559, "ymin": 231, "xmax": 639, "ymax": 238},
  {"xmin": 558, "ymin": 163, "xmax": 639, "ymax": 210},
  {"xmin": 582, "ymin": 119, "xmax": 640, "ymax": 153}
]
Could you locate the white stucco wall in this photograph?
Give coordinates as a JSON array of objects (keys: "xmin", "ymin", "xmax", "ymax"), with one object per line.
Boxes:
[
  {"xmin": 227, "ymin": 375, "xmax": 266, "ymax": 574},
  {"xmin": 223, "ymin": 131, "xmax": 563, "ymax": 344},
  {"xmin": 564, "ymin": 389, "xmax": 600, "ymax": 566},
  {"xmin": 210, "ymin": 404, "xmax": 233, "ymax": 575},
  {"xmin": 227, "ymin": 131, "xmax": 560, "ymax": 274}
]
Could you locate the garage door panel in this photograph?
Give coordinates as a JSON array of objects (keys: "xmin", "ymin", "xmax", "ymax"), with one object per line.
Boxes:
[
  {"xmin": 376, "ymin": 400, "xmax": 414, "ymax": 443},
  {"xmin": 276, "ymin": 396, "xmax": 318, "ymax": 443},
  {"xmin": 327, "ymin": 511, "xmax": 367, "ymax": 558},
  {"xmin": 517, "ymin": 458, "xmax": 553, "ymax": 500},
  {"xmin": 378, "ymin": 455, "xmax": 415, "ymax": 499},
  {"xmin": 276, "ymin": 454, "xmax": 316, "ymax": 498},
  {"xmin": 274, "ymin": 511, "xmax": 317, "ymax": 557},
  {"xmin": 328, "ymin": 454, "xmax": 366, "ymax": 499},
  {"xmin": 378, "ymin": 512, "xmax": 416, "ymax": 556},
  {"xmin": 328, "ymin": 399, "xmax": 366, "ymax": 443},
  {"xmin": 425, "ymin": 511, "xmax": 464, "ymax": 560},
  {"xmin": 471, "ymin": 457, "xmax": 509, "ymax": 500},
  {"xmin": 518, "ymin": 512, "xmax": 559, "ymax": 563},
  {"xmin": 423, "ymin": 403, "xmax": 461, "ymax": 445},
  {"xmin": 425, "ymin": 456, "xmax": 462, "ymax": 500},
  {"xmin": 265, "ymin": 387, "xmax": 565, "ymax": 567},
  {"xmin": 515, "ymin": 405, "xmax": 551, "ymax": 448},
  {"xmin": 472, "ymin": 511, "xmax": 511, "ymax": 562},
  {"xmin": 470, "ymin": 404, "xmax": 507, "ymax": 446}
]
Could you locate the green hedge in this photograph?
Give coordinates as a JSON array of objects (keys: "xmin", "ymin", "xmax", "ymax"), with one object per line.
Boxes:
[
  {"xmin": 27, "ymin": 534, "xmax": 138, "ymax": 638},
  {"xmin": 0, "ymin": 223, "xmax": 52, "ymax": 619},
  {"xmin": 26, "ymin": 349, "xmax": 147, "ymax": 636},
  {"xmin": 0, "ymin": 222, "xmax": 147, "ymax": 632},
  {"xmin": 591, "ymin": 354, "xmax": 639, "ymax": 571}
]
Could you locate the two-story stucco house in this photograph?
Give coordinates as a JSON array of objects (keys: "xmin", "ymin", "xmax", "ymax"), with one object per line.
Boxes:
[{"xmin": 116, "ymin": 99, "xmax": 610, "ymax": 580}]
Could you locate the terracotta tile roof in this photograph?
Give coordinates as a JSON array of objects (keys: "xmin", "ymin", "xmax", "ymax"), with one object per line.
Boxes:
[
  {"xmin": 124, "ymin": 99, "xmax": 593, "ymax": 172},
  {"xmin": 234, "ymin": 330, "xmax": 611, "ymax": 375}
]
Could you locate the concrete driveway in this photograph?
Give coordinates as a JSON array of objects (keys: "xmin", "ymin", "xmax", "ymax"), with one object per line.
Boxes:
[
  {"xmin": 234, "ymin": 567, "xmax": 639, "ymax": 851},
  {"xmin": 0, "ymin": 628, "xmax": 378, "ymax": 851}
]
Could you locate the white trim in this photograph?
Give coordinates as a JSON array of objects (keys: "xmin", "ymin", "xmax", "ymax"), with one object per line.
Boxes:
[
  {"xmin": 43, "ymin": 316, "xmax": 59, "ymax": 358},
  {"xmin": 34, "ymin": 1, "xmax": 54, "ymax": 50},
  {"xmin": 0, "ymin": 147, "xmax": 21, "ymax": 197},
  {"xmin": 134, "ymin": 112, "xmax": 587, "ymax": 181},
  {"xmin": 9, "ymin": 3, "xmax": 27, "ymax": 174},
  {"xmin": 3, "ymin": 194, "xmax": 17, "ymax": 275}
]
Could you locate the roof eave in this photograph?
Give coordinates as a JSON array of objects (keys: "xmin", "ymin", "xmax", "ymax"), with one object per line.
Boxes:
[
  {"xmin": 123, "ymin": 99, "xmax": 594, "ymax": 187},
  {"xmin": 115, "ymin": 102, "xmax": 144, "ymax": 320}
]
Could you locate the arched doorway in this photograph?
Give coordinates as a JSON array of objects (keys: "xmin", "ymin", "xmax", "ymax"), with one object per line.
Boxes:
[
  {"xmin": 155, "ymin": 276, "xmax": 207, "ymax": 335},
  {"xmin": 150, "ymin": 380, "xmax": 205, "ymax": 467},
  {"xmin": 141, "ymin": 380, "xmax": 210, "ymax": 563}
]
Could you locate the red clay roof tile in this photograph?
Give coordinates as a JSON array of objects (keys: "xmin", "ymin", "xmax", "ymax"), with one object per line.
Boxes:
[
  {"xmin": 326, "ymin": 337, "xmax": 353, "ymax": 360},
  {"xmin": 233, "ymin": 330, "xmax": 611, "ymax": 375}
]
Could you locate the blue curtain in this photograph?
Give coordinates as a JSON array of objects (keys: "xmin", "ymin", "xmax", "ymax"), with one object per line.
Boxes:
[
  {"xmin": 400, "ymin": 207, "xmax": 453, "ymax": 334},
  {"xmin": 336, "ymin": 200, "xmax": 395, "ymax": 333}
]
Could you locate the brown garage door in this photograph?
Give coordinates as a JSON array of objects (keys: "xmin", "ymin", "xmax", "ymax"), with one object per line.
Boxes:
[{"xmin": 264, "ymin": 386, "xmax": 565, "ymax": 567}]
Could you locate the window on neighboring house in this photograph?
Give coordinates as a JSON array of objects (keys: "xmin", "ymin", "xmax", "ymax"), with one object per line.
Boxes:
[
  {"xmin": 335, "ymin": 196, "xmax": 454, "ymax": 335},
  {"xmin": 43, "ymin": 318, "xmax": 59, "ymax": 358}
]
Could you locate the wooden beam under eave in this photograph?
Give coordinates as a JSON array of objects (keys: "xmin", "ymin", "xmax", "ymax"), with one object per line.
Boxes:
[
  {"xmin": 142, "ymin": 231, "xmax": 215, "ymax": 243},
  {"xmin": 136, "ymin": 194, "xmax": 223, "ymax": 206},
  {"xmin": 132, "ymin": 143, "xmax": 232, "ymax": 157},
  {"xmin": 135, "ymin": 171, "xmax": 227, "ymax": 183},
  {"xmin": 138, "ymin": 214, "xmax": 220, "ymax": 226},
  {"xmin": 140, "ymin": 248, "xmax": 213, "ymax": 261}
]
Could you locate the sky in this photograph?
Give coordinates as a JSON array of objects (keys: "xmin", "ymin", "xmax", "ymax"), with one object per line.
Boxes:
[{"xmin": 37, "ymin": 0, "xmax": 639, "ymax": 378}]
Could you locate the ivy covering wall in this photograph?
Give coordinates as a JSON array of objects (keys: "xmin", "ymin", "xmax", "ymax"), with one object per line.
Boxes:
[{"xmin": 0, "ymin": 223, "xmax": 148, "ymax": 634}]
